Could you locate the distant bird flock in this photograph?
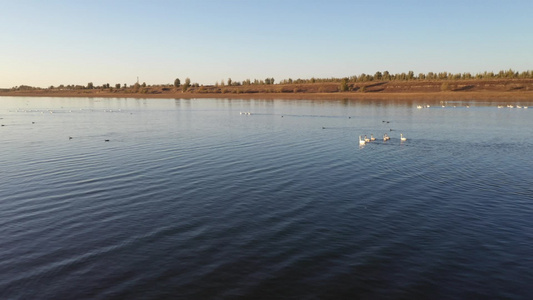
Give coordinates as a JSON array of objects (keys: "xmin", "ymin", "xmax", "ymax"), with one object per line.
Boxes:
[
  {"xmin": 416, "ymin": 103, "xmax": 528, "ymax": 109},
  {"xmin": 1, "ymin": 106, "xmax": 529, "ymax": 147}
]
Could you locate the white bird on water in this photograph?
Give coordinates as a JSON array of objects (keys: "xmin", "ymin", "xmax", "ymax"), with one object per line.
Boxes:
[
  {"xmin": 359, "ymin": 136, "xmax": 366, "ymax": 146},
  {"xmin": 401, "ymin": 133, "xmax": 407, "ymax": 141}
]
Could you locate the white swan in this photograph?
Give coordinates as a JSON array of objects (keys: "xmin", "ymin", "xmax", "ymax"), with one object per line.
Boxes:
[
  {"xmin": 383, "ymin": 133, "xmax": 390, "ymax": 141},
  {"xmin": 364, "ymin": 135, "xmax": 370, "ymax": 143},
  {"xmin": 401, "ymin": 133, "xmax": 407, "ymax": 141},
  {"xmin": 370, "ymin": 134, "xmax": 376, "ymax": 141},
  {"xmin": 359, "ymin": 136, "xmax": 366, "ymax": 145}
]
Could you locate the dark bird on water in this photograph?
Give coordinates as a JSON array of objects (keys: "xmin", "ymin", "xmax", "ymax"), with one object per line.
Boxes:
[
  {"xmin": 69, "ymin": 136, "xmax": 73, "ymax": 140},
  {"xmin": 105, "ymin": 139, "xmax": 110, "ymax": 142}
]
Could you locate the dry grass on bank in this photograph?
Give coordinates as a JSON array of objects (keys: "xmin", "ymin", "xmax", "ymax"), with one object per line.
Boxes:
[{"xmin": 2, "ymin": 79, "xmax": 533, "ymax": 101}]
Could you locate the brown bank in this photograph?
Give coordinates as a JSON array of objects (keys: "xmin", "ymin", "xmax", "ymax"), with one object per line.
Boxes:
[{"xmin": 2, "ymin": 79, "xmax": 533, "ymax": 102}]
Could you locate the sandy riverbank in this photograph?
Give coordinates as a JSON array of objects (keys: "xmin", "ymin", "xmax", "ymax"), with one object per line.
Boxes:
[
  {"xmin": 2, "ymin": 90, "xmax": 533, "ymax": 102},
  {"xmin": 3, "ymin": 79, "xmax": 533, "ymax": 102}
]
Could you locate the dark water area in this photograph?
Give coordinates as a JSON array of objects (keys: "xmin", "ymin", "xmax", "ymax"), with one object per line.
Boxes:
[{"xmin": 1, "ymin": 97, "xmax": 532, "ymax": 299}]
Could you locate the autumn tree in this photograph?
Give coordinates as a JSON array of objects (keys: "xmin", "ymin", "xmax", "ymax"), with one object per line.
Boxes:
[
  {"xmin": 340, "ymin": 78, "xmax": 349, "ymax": 92},
  {"xmin": 383, "ymin": 71, "xmax": 390, "ymax": 81},
  {"xmin": 182, "ymin": 77, "xmax": 191, "ymax": 92}
]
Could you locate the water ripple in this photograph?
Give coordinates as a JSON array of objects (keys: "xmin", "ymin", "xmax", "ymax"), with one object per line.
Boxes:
[{"xmin": 1, "ymin": 97, "xmax": 532, "ymax": 299}]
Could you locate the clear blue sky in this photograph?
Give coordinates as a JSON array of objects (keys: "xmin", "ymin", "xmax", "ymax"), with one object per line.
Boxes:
[{"xmin": 1, "ymin": 0, "xmax": 532, "ymax": 88}]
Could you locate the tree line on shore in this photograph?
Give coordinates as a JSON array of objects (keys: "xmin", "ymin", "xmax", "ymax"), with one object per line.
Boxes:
[
  {"xmin": 8, "ymin": 69, "xmax": 533, "ymax": 92},
  {"xmin": 280, "ymin": 69, "xmax": 533, "ymax": 84}
]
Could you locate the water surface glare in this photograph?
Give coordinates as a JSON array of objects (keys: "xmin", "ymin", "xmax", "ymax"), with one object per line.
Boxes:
[{"xmin": 1, "ymin": 97, "xmax": 532, "ymax": 299}]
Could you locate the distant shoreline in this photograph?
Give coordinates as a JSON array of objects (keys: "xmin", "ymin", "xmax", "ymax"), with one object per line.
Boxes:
[
  {"xmin": 2, "ymin": 91, "xmax": 533, "ymax": 102},
  {"xmin": 2, "ymin": 79, "xmax": 533, "ymax": 102}
]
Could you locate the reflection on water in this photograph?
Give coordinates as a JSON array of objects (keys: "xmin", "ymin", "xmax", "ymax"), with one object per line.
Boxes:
[{"xmin": 1, "ymin": 97, "xmax": 532, "ymax": 299}]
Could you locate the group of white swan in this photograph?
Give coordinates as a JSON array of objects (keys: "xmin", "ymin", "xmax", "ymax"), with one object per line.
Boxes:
[
  {"xmin": 499, "ymin": 105, "xmax": 528, "ymax": 109},
  {"xmin": 419, "ymin": 104, "xmax": 529, "ymax": 109},
  {"xmin": 419, "ymin": 104, "xmax": 479, "ymax": 109},
  {"xmin": 239, "ymin": 111, "xmax": 252, "ymax": 115},
  {"xmin": 359, "ymin": 133, "xmax": 404, "ymax": 145}
]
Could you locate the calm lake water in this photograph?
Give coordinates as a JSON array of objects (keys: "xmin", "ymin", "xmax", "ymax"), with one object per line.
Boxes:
[{"xmin": 1, "ymin": 96, "xmax": 532, "ymax": 299}]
